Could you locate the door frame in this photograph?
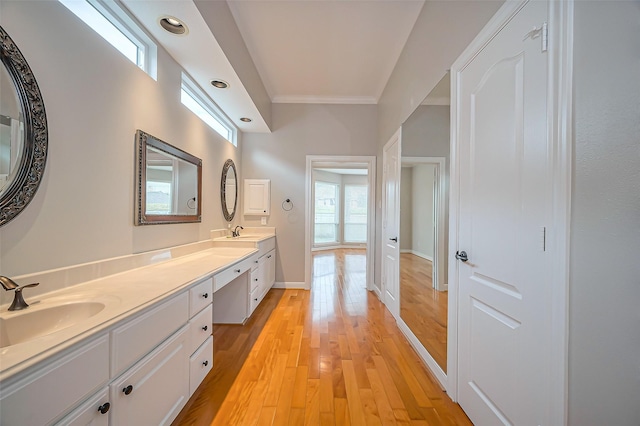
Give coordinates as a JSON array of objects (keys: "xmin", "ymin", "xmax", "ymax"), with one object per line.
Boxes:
[
  {"xmin": 447, "ymin": 0, "xmax": 573, "ymax": 422},
  {"xmin": 305, "ymin": 155, "xmax": 376, "ymax": 291}
]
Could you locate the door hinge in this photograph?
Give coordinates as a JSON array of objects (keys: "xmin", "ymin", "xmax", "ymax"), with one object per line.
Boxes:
[
  {"xmin": 541, "ymin": 226, "xmax": 547, "ymax": 252},
  {"xmin": 542, "ymin": 21, "xmax": 548, "ymax": 52}
]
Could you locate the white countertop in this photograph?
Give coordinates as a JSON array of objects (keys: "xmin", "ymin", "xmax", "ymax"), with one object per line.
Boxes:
[{"xmin": 0, "ymin": 244, "xmax": 262, "ymax": 382}]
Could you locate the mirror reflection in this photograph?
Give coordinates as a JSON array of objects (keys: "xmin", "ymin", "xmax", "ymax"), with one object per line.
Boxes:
[
  {"xmin": 135, "ymin": 130, "xmax": 201, "ymax": 225},
  {"xmin": 399, "ymin": 73, "xmax": 450, "ymax": 373},
  {"xmin": 0, "ymin": 64, "xmax": 23, "ymax": 194},
  {"xmin": 220, "ymin": 159, "xmax": 237, "ymax": 222}
]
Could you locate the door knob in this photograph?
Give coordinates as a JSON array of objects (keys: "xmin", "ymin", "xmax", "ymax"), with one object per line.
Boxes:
[
  {"xmin": 389, "ymin": 237, "xmax": 398, "ymax": 242},
  {"xmin": 455, "ymin": 251, "xmax": 468, "ymax": 262}
]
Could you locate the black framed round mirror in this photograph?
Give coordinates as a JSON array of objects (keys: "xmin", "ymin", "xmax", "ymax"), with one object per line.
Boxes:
[
  {"xmin": 0, "ymin": 26, "xmax": 48, "ymax": 227},
  {"xmin": 220, "ymin": 159, "xmax": 237, "ymax": 222}
]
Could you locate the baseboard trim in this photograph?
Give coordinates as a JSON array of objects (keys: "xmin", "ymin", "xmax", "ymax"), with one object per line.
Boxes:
[
  {"xmin": 400, "ymin": 249, "xmax": 433, "ymax": 262},
  {"xmin": 273, "ymin": 281, "xmax": 306, "ymax": 289},
  {"xmin": 397, "ymin": 319, "xmax": 447, "ymax": 389}
]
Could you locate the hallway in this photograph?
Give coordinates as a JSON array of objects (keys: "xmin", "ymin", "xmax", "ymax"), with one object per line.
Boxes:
[{"xmin": 173, "ymin": 249, "xmax": 469, "ymax": 425}]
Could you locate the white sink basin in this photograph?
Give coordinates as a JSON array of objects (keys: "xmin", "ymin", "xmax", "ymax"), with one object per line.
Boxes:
[{"xmin": 0, "ymin": 301, "xmax": 106, "ymax": 348}]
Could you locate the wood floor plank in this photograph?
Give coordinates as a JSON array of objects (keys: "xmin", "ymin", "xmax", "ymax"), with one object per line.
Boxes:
[
  {"xmin": 342, "ymin": 360, "xmax": 367, "ymax": 425},
  {"xmin": 366, "ymin": 368, "xmax": 398, "ymax": 426},
  {"xmin": 173, "ymin": 249, "xmax": 470, "ymax": 426},
  {"xmin": 256, "ymin": 406, "xmax": 276, "ymax": 426},
  {"xmin": 305, "ymin": 378, "xmax": 321, "ymax": 426},
  {"xmin": 272, "ymin": 367, "xmax": 297, "ymax": 425},
  {"xmin": 292, "ymin": 366, "xmax": 309, "ymax": 408}
]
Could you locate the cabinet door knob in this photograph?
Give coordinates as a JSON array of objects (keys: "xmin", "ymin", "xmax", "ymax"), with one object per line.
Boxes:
[
  {"xmin": 267, "ymin": 255, "xmax": 272, "ymax": 259},
  {"xmin": 254, "ymin": 278, "xmax": 258, "ymax": 282},
  {"xmin": 98, "ymin": 402, "xmax": 111, "ymax": 414},
  {"xmin": 202, "ymin": 325, "xmax": 208, "ymax": 331},
  {"xmin": 202, "ymin": 293, "xmax": 209, "ymax": 299},
  {"xmin": 255, "ymin": 260, "xmax": 259, "ymax": 264},
  {"xmin": 123, "ymin": 385, "xmax": 133, "ymax": 395},
  {"xmin": 202, "ymin": 360, "xmax": 209, "ymax": 367},
  {"xmin": 254, "ymin": 298, "xmax": 258, "ymax": 302},
  {"xmin": 234, "ymin": 269, "xmax": 241, "ymax": 273}
]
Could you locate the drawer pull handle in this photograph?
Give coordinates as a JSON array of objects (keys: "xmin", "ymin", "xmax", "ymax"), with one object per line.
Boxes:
[
  {"xmin": 202, "ymin": 325, "xmax": 208, "ymax": 331},
  {"xmin": 202, "ymin": 293, "xmax": 209, "ymax": 299},
  {"xmin": 123, "ymin": 385, "xmax": 133, "ymax": 395},
  {"xmin": 254, "ymin": 278, "xmax": 258, "ymax": 282},
  {"xmin": 203, "ymin": 360, "xmax": 209, "ymax": 367},
  {"xmin": 98, "ymin": 402, "xmax": 111, "ymax": 414},
  {"xmin": 254, "ymin": 298, "xmax": 258, "ymax": 302},
  {"xmin": 234, "ymin": 269, "xmax": 241, "ymax": 273},
  {"xmin": 255, "ymin": 260, "xmax": 259, "ymax": 264}
]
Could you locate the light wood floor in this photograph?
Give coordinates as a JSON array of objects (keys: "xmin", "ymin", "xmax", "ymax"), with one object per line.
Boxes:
[
  {"xmin": 173, "ymin": 249, "xmax": 470, "ymax": 425},
  {"xmin": 400, "ymin": 253, "xmax": 448, "ymax": 372}
]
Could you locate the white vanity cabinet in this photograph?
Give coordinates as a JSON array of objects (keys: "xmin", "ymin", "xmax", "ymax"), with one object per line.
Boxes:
[
  {"xmin": 248, "ymin": 238, "xmax": 276, "ymax": 316},
  {"xmin": 187, "ymin": 278, "xmax": 213, "ymax": 395},
  {"xmin": 0, "ymin": 335, "xmax": 109, "ymax": 426},
  {"xmin": 0, "ymin": 277, "xmax": 217, "ymax": 426},
  {"xmin": 109, "ymin": 325, "xmax": 190, "ymax": 426}
]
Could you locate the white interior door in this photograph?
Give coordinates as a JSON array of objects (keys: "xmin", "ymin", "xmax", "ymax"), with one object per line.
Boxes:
[
  {"xmin": 455, "ymin": 1, "xmax": 552, "ymax": 424},
  {"xmin": 382, "ymin": 129, "xmax": 401, "ymax": 318}
]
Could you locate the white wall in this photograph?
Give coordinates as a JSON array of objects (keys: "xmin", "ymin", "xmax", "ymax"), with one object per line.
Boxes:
[
  {"xmin": 569, "ymin": 2, "xmax": 640, "ymax": 424},
  {"xmin": 241, "ymin": 103, "xmax": 377, "ymax": 284},
  {"xmin": 399, "ymin": 167, "xmax": 413, "ymax": 251},
  {"xmin": 0, "ymin": 1, "xmax": 241, "ymax": 277},
  {"xmin": 400, "ymin": 165, "xmax": 435, "ymax": 260},
  {"xmin": 411, "ymin": 164, "xmax": 435, "ymax": 260}
]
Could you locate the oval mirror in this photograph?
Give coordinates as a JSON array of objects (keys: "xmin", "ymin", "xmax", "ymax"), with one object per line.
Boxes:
[
  {"xmin": 220, "ymin": 159, "xmax": 237, "ymax": 222},
  {"xmin": 0, "ymin": 26, "xmax": 48, "ymax": 227}
]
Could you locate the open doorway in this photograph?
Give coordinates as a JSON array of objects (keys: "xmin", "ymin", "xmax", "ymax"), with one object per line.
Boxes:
[{"xmin": 305, "ymin": 156, "xmax": 376, "ymax": 291}]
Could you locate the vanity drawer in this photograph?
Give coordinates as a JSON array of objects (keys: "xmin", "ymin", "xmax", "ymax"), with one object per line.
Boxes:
[
  {"xmin": 0, "ymin": 335, "xmax": 109, "ymax": 426},
  {"xmin": 249, "ymin": 267, "xmax": 260, "ymax": 292},
  {"xmin": 189, "ymin": 304, "xmax": 213, "ymax": 354},
  {"xmin": 111, "ymin": 292, "xmax": 189, "ymax": 377},
  {"xmin": 189, "ymin": 278, "xmax": 213, "ymax": 317},
  {"xmin": 55, "ymin": 388, "xmax": 109, "ymax": 426},
  {"xmin": 249, "ymin": 286, "xmax": 260, "ymax": 316},
  {"xmin": 189, "ymin": 336, "xmax": 213, "ymax": 395},
  {"xmin": 213, "ymin": 255, "xmax": 256, "ymax": 292}
]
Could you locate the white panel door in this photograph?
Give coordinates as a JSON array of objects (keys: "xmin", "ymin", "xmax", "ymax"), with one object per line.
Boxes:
[
  {"xmin": 456, "ymin": 1, "xmax": 552, "ymax": 425},
  {"xmin": 382, "ymin": 129, "xmax": 401, "ymax": 318}
]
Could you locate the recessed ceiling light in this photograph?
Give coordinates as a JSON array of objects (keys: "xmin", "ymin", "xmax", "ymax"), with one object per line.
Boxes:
[
  {"xmin": 240, "ymin": 117, "xmax": 252, "ymax": 123},
  {"xmin": 210, "ymin": 80, "xmax": 229, "ymax": 89},
  {"xmin": 159, "ymin": 16, "xmax": 188, "ymax": 35}
]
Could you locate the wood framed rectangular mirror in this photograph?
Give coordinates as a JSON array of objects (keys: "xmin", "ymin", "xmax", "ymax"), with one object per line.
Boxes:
[{"xmin": 135, "ymin": 130, "xmax": 202, "ymax": 225}]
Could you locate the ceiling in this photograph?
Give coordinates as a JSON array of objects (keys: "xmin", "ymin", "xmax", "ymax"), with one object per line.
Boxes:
[
  {"xmin": 122, "ymin": 0, "xmax": 426, "ymax": 132},
  {"xmin": 227, "ymin": 0, "xmax": 425, "ymax": 105}
]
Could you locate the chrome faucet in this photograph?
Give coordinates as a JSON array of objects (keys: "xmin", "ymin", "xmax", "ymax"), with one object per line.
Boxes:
[
  {"xmin": 232, "ymin": 225, "xmax": 244, "ymax": 238},
  {"xmin": 1, "ymin": 276, "xmax": 39, "ymax": 311}
]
